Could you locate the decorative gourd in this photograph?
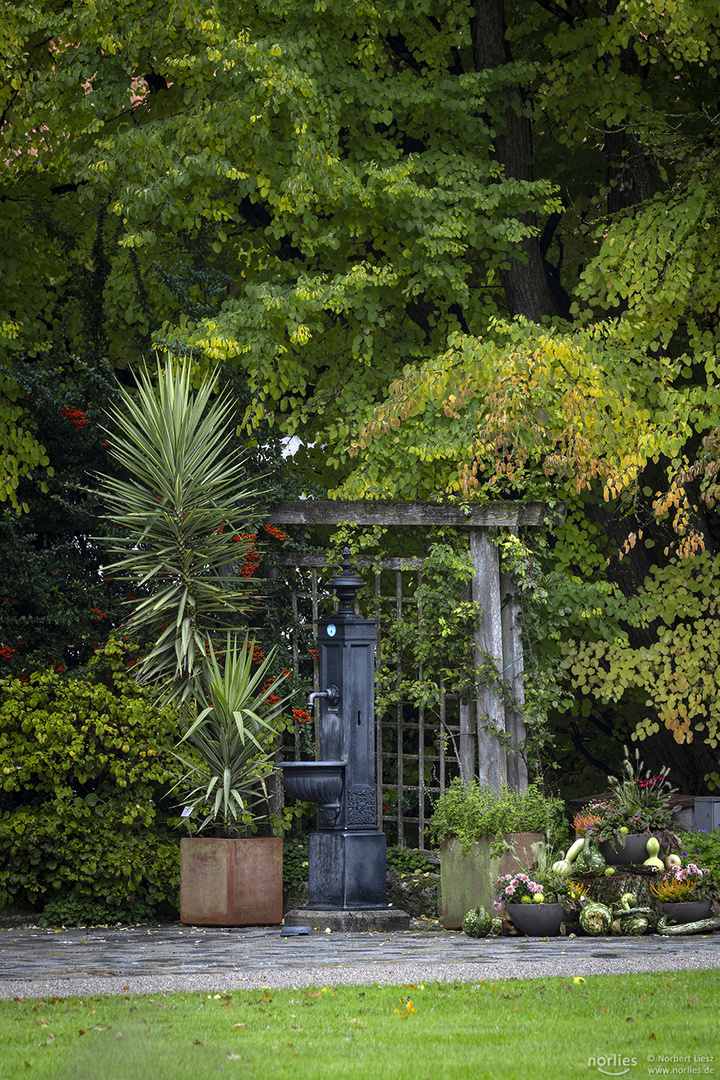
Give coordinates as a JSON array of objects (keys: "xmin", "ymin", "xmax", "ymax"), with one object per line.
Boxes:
[
  {"xmin": 643, "ymin": 836, "xmax": 664, "ymax": 870},
  {"xmin": 491, "ymin": 917, "xmax": 503, "ymax": 935},
  {"xmin": 665, "ymin": 854, "xmax": 682, "ymax": 870},
  {"xmin": 612, "ymin": 906, "xmax": 653, "ymax": 936},
  {"xmin": 621, "ymin": 915, "xmax": 649, "ymax": 936},
  {"xmin": 579, "ymin": 901, "xmax": 613, "ymax": 935},
  {"xmin": 462, "ymin": 906, "xmax": 493, "ymax": 938},
  {"xmin": 552, "ymin": 837, "xmax": 589, "ymax": 878},
  {"xmin": 565, "ymin": 838, "xmax": 585, "ymax": 863},
  {"xmin": 613, "ymin": 900, "xmax": 654, "ymax": 919},
  {"xmin": 575, "ymin": 838, "xmax": 606, "ymax": 873},
  {"xmin": 657, "ymin": 915, "xmax": 720, "ymax": 936}
]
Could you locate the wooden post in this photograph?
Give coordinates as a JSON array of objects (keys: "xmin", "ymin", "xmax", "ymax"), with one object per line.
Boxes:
[
  {"xmin": 501, "ymin": 567, "xmax": 528, "ymax": 791},
  {"xmin": 459, "ymin": 578, "xmax": 476, "ymax": 786},
  {"xmin": 469, "ymin": 529, "xmax": 507, "ymax": 792}
]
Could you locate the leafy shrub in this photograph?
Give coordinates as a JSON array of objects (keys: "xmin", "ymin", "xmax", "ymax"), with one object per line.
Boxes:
[
  {"xmin": 386, "ymin": 847, "xmax": 436, "ymax": 874},
  {"xmin": 0, "ymin": 802, "xmax": 180, "ymax": 915},
  {"xmin": 0, "ymin": 640, "xmax": 183, "ymax": 918},
  {"xmin": 679, "ymin": 826, "xmax": 720, "ymax": 877},
  {"xmin": 283, "ymin": 839, "xmax": 309, "ymax": 892},
  {"xmin": 0, "ymin": 639, "xmax": 180, "ymax": 810},
  {"xmin": 427, "ymin": 777, "xmax": 564, "ymax": 854},
  {"xmin": 38, "ymin": 894, "xmax": 158, "ymax": 928}
]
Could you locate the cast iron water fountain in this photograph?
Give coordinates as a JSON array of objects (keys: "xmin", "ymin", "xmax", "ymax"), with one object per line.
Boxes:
[{"xmin": 281, "ymin": 549, "xmax": 409, "ymax": 930}]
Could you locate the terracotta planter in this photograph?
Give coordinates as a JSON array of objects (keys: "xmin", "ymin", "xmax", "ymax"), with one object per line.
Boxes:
[
  {"xmin": 660, "ymin": 901, "xmax": 713, "ymax": 925},
  {"xmin": 180, "ymin": 837, "xmax": 283, "ymax": 926},
  {"xmin": 440, "ymin": 833, "xmax": 544, "ymax": 929},
  {"xmin": 505, "ymin": 902, "xmax": 565, "ymax": 937},
  {"xmin": 598, "ymin": 833, "xmax": 654, "ymax": 866}
]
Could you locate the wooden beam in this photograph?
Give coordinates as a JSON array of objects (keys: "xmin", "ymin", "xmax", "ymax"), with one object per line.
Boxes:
[
  {"xmin": 273, "ymin": 553, "xmax": 423, "ymax": 571},
  {"xmin": 267, "ymin": 499, "xmax": 562, "ymax": 528}
]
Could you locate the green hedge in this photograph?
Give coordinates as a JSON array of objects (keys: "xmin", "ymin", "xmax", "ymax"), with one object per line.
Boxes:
[{"xmin": 0, "ymin": 639, "xmax": 183, "ymax": 923}]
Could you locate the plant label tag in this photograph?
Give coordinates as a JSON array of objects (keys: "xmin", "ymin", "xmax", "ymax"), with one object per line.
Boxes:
[{"xmin": 181, "ymin": 806, "xmax": 193, "ymax": 818}]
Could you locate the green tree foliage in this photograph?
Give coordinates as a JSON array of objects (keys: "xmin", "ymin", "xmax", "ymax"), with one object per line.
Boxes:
[
  {"xmin": 4, "ymin": 0, "xmax": 720, "ymax": 788},
  {"xmin": 0, "ymin": 0, "xmax": 561, "ymax": 481},
  {"xmin": 561, "ymin": 552, "xmax": 720, "ymax": 791}
]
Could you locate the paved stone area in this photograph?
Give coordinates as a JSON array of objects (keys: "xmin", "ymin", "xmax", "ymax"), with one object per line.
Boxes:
[{"xmin": 2, "ymin": 923, "xmax": 720, "ymax": 999}]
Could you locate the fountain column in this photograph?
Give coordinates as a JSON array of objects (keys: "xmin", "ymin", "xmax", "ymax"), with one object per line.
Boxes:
[{"xmin": 282, "ymin": 550, "xmax": 409, "ymax": 929}]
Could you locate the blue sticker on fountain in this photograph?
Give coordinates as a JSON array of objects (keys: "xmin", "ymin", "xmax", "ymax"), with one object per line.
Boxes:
[{"xmin": 327, "ymin": 623, "xmax": 337, "ymax": 637}]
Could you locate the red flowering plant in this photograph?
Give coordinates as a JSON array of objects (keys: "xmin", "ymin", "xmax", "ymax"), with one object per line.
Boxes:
[
  {"xmin": 61, "ymin": 405, "xmax": 90, "ymax": 429},
  {"xmin": 580, "ymin": 747, "xmax": 679, "ymax": 848}
]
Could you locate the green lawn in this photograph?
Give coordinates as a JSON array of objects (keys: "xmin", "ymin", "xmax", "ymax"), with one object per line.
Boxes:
[{"xmin": 2, "ymin": 971, "xmax": 719, "ymax": 1079}]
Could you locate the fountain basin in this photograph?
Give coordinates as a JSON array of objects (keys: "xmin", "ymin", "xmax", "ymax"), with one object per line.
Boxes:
[{"xmin": 280, "ymin": 761, "xmax": 345, "ymax": 825}]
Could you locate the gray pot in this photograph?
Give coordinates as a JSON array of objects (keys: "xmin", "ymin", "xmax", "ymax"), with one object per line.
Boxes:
[
  {"xmin": 505, "ymin": 902, "xmax": 565, "ymax": 937},
  {"xmin": 598, "ymin": 833, "xmax": 654, "ymax": 866},
  {"xmin": 660, "ymin": 901, "xmax": 713, "ymax": 925}
]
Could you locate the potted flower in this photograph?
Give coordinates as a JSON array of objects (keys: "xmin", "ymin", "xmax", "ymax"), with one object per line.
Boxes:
[
  {"xmin": 428, "ymin": 778, "xmax": 563, "ymax": 929},
  {"xmin": 494, "ymin": 872, "xmax": 567, "ymax": 936},
  {"xmin": 650, "ymin": 863, "xmax": 716, "ymax": 925},
  {"xmin": 578, "ymin": 748, "xmax": 678, "ymax": 865},
  {"xmin": 174, "ymin": 635, "xmax": 293, "ymax": 926}
]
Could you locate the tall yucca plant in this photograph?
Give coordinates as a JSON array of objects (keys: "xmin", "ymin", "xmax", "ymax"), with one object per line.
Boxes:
[{"xmin": 96, "ymin": 357, "xmax": 261, "ymax": 706}]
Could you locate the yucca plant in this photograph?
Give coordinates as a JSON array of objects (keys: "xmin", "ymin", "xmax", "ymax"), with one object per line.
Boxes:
[
  {"xmin": 95, "ymin": 357, "xmax": 261, "ymax": 707},
  {"xmin": 173, "ymin": 635, "xmax": 292, "ymax": 836}
]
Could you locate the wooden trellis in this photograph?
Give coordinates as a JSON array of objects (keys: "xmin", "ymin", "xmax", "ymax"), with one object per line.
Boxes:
[{"xmin": 268, "ymin": 500, "xmax": 557, "ymax": 849}]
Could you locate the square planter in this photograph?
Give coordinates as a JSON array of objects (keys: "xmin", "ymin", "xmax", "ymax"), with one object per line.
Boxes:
[
  {"xmin": 180, "ymin": 837, "xmax": 283, "ymax": 926},
  {"xmin": 440, "ymin": 833, "xmax": 544, "ymax": 929}
]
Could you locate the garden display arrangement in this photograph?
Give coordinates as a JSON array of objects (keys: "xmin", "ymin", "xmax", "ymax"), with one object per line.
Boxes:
[{"xmin": 462, "ymin": 750, "xmax": 720, "ymax": 939}]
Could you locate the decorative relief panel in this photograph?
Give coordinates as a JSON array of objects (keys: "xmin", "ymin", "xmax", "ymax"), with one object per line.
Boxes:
[{"xmin": 347, "ymin": 786, "xmax": 376, "ymax": 826}]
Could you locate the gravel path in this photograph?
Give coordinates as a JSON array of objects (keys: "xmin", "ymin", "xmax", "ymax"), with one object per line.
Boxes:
[{"xmin": 2, "ymin": 922, "xmax": 720, "ymax": 999}]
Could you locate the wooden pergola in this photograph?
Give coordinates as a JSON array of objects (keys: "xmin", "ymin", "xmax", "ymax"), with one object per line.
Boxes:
[{"xmin": 268, "ymin": 500, "xmax": 561, "ymax": 804}]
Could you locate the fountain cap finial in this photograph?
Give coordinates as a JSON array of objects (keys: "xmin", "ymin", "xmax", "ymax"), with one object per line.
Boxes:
[{"xmin": 328, "ymin": 546, "xmax": 365, "ymax": 614}]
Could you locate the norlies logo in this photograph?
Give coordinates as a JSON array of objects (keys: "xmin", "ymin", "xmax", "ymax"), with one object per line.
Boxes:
[{"xmin": 588, "ymin": 1055, "xmax": 638, "ymax": 1076}]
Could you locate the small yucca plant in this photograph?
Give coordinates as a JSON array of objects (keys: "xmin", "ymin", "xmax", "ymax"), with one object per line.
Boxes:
[{"xmin": 172, "ymin": 634, "xmax": 292, "ymax": 836}]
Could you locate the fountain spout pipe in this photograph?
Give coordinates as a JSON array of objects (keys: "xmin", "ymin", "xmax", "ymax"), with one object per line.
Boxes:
[{"xmin": 306, "ymin": 684, "xmax": 340, "ymax": 714}]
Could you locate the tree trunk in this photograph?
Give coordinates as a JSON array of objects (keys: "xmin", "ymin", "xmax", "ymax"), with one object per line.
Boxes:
[{"xmin": 472, "ymin": 0, "xmax": 560, "ymax": 322}]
